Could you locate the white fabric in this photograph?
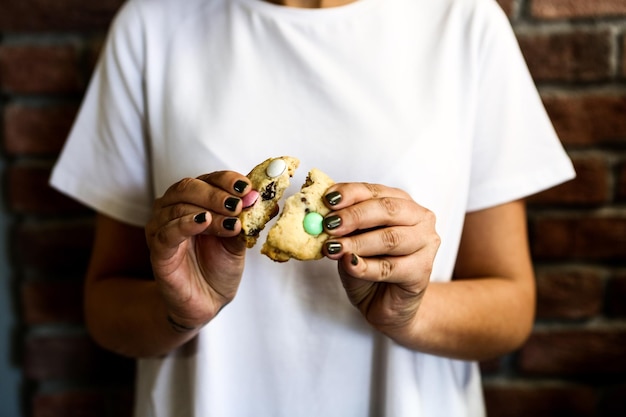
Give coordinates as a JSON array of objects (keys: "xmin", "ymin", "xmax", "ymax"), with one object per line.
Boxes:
[{"xmin": 50, "ymin": 0, "xmax": 575, "ymax": 415}]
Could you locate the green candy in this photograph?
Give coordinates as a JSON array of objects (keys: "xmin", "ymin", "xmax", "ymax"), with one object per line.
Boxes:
[{"xmin": 303, "ymin": 212, "xmax": 324, "ymax": 236}]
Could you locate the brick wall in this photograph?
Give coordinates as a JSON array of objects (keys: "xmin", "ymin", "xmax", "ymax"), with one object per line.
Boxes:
[
  {"xmin": 0, "ymin": 0, "xmax": 624, "ymax": 416},
  {"xmin": 486, "ymin": 1, "xmax": 626, "ymax": 416},
  {"xmin": 0, "ymin": 1, "xmax": 133, "ymax": 416}
]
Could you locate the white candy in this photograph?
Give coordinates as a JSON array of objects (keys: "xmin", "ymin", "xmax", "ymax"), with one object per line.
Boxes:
[{"xmin": 266, "ymin": 158, "xmax": 287, "ymax": 178}]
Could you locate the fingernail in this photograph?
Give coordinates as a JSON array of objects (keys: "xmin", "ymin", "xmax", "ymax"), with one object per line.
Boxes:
[
  {"xmin": 194, "ymin": 212, "xmax": 207, "ymax": 224},
  {"xmin": 325, "ymin": 191, "xmax": 342, "ymax": 206},
  {"xmin": 223, "ymin": 218, "xmax": 237, "ymax": 231},
  {"xmin": 234, "ymin": 180, "xmax": 248, "ymax": 193},
  {"xmin": 326, "ymin": 241, "xmax": 342, "ymax": 254},
  {"xmin": 351, "ymin": 254, "xmax": 359, "ymax": 266},
  {"xmin": 225, "ymin": 197, "xmax": 240, "ymax": 212},
  {"xmin": 324, "ymin": 215, "xmax": 342, "ymax": 230}
]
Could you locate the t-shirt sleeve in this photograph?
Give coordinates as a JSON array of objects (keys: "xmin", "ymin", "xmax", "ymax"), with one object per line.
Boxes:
[
  {"xmin": 465, "ymin": 0, "xmax": 575, "ymax": 212},
  {"xmin": 50, "ymin": 0, "xmax": 153, "ymax": 227}
]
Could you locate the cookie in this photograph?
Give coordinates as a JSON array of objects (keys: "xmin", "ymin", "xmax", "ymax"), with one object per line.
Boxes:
[
  {"xmin": 261, "ymin": 168, "xmax": 335, "ymax": 262},
  {"xmin": 239, "ymin": 156, "xmax": 300, "ymax": 248}
]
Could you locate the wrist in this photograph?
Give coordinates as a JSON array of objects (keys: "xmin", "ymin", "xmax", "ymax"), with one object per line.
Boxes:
[{"xmin": 377, "ymin": 311, "xmax": 421, "ymax": 347}]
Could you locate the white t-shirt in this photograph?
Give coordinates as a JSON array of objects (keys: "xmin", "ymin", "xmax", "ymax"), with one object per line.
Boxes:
[{"xmin": 51, "ymin": 0, "xmax": 575, "ymax": 415}]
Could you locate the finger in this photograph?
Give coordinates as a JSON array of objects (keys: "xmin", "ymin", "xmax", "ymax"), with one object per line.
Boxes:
[
  {"xmin": 325, "ymin": 225, "xmax": 421, "ymax": 258},
  {"xmin": 156, "ymin": 177, "xmax": 244, "ymax": 217},
  {"xmin": 197, "ymin": 171, "xmax": 251, "ymax": 197},
  {"xmin": 199, "ymin": 214, "xmax": 242, "ymax": 236},
  {"xmin": 155, "ymin": 200, "xmax": 242, "ymax": 237},
  {"xmin": 324, "ymin": 182, "xmax": 411, "ymax": 210},
  {"xmin": 324, "ymin": 197, "xmax": 423, "ymax": 236},
  {"xmin": 339, "ymin": 252, "xmax": 434, "ymax": 286},
  {"xmin": 147, "ymin": 210, "xmax": 213, "ymax": 257}
]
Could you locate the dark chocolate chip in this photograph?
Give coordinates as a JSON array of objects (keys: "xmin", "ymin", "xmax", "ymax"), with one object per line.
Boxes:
[{"xmin": 261, "ymin": 182, "xmax": 277, "ymax": 201}]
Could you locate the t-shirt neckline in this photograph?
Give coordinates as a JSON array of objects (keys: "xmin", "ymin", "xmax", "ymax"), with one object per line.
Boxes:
[{"xmin": 234, "ymin": 0, "xmax": 382, "ymax": 21}]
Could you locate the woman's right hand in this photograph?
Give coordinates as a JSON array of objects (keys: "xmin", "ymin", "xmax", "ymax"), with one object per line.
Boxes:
[{"xmin": 145, "ymin": 171, "xmax": 252, "ymax": 332}]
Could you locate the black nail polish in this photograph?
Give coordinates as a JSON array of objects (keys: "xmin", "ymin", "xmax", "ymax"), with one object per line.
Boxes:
[
  {"xmin": 326, "ymin": 242, "xmax": 342, "ymax": 254},
  {"xmin": 223, "ymin": 218, "xmax": 237, "ymax": 231},
  {"xmin": 225, "ymin": 197, "xmax": 240, "ymax": 212},
  {"xmin": 194, "ymin": 212, "xmax": 207, "ymax": 224},
  {"xmin": 325, "ymin": 191, "xmax": 342, "ymax": 206},
  {"xmin": 324, "ymin": 215, "xmax": 342, "ymax": 230},
  {"xmin": 234, "ymin": 180, "xmax": 248, "ymax": 193},
  {"xmin": 351, "ymin": 254, "xmax": 359, "ymax": 266}
]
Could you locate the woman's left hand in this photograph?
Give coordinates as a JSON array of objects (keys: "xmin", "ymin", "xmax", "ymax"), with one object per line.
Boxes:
[{"xmin": 322, "ymin": 183, "xmax": 440, "ymax": 340}]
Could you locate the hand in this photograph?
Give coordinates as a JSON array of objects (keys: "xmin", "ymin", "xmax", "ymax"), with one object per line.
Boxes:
[
  {"xmin": 322, "ymin": 183, "xmax": 440, "ymax": 340},
  {"xmin": 145, "ymin": 171, "xmax": 252, "ymax": 331}
]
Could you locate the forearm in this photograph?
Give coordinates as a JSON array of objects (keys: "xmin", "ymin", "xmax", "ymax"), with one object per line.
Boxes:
[
  {"xmin": 386, "ymin": 276, "xmax": 535, "ymax": 361},
  {"xmin": 84, "ymin": 276, "xmax": 201, "ymax": 358}
]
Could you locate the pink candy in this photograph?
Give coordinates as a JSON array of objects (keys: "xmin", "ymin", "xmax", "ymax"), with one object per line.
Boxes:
[{"xmin": 242, "ymin": 190, "xmax": 260, "ymax": 208}]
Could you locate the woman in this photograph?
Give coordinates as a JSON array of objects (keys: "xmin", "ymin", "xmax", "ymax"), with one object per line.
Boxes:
[{"xmin": 51, "ymin": 0, "xmax": 575, "ymax": 415}]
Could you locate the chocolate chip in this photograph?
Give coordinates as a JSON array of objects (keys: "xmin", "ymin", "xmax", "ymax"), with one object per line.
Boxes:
[{"xmin": 261, "ymin": 182, "xmax": 276, "ymax": 201}]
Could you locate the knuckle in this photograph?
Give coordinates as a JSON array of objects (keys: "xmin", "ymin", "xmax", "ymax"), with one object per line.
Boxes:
[
  {"xmin": 381, "ymin": 228, "xmax": 401, "ymax": 251},
  {"xmin": 153, "ymin": 228, "xmax": 170, "ymax": 247},
  {"xmin": 364, "ymin": 183, "xmax": 382, "ymax": 198},
  {"xmin": 172, "ymin": 177, "xmax": 196, "ymax": 194},
  {"xmin": 432, "ymin": 232, "xmax": 442, "ymax": 250},
  {"xmin": 423, "ymin": 210, "xmax": 441, "ymax": 247},
  {"xmin": 423, "ymin": 208, "xmax": 437, "ymax": 225},
  {"xmin": 351, "ymin": 235, "xmax": 364, "ymax": 254},
  {"xmin": 170, "ymin": 204, "xmax": 188, "ymax": 220},
  {"xmin": 379, "ymin": 197, "xmax": 400, "ymax": 217},
  {"xmin": 379, "ymin": 258, "xmax": 395, "ymax": 280},
  {"xmin": 416, "ymin": 257, "xmax": 434, "ymax": 280},
  {"xmin": 350, "ymin": 205, "xmax": 366, "ymax": 227}
]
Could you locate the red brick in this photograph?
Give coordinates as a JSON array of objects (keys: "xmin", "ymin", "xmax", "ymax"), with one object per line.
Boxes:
[
  {"xmin": 109, "ymin": 388, "xmax": 135, "ymax": 417},
  {"xmin": 15, "ymin": 220, "xmax": 94, "ymax": 273},
  {"xmin": 0, "ymin": 45, "xmax": 85, "ymax": 94},
  {"xmin": 0, "ymin": 0, "xmax": 124, "ymax": 32},
  {"xmin": 21, "ymin": 281, "xmax": 83, "ymax": 325},
  {"xmin": 7, "ymin": 164, "xmax": 89, "ymax": 215},
  {"xmin": 528, "ymin": 154, "xmax": 609, "ymax": 206},
  {"xmin": 600, "ymin": 384, "xmax": 626, "ymax": 416},
  {"xmin": 530, "ymin": 214, "xmax": 626, "ymax": 261},
  {"xmin": 531, "ymin": 0, "xmax": 626, "ymax": 19},
  {"xmin": 24, "ymin": 335, "xmax": 98, "ymax": 380},
  {"xmin": 518, "ymin": 328, "xmax": 626, "ymax": 376},
  {"xmin": 24, "ymin": 335, "xmax": 134, "ymax": 381},
  {"xmin": 542, "ymin": 93, "xmax": 626, "ymax": 147},
  {"xmin": 33, "ymin": 388, "xmax": 134, "ymax": 417},
  {"xmin": 33, "ymin": 390, "xmax": 108, "ymax": 417},
  {"xmin": 3, "ymin": 104, "xmax": 78, "ymax": 155},
  {"xmin": 483, "ymin": 382, "xmax": 597, "ymax": 417},
  {"xmin": 535, "ymin": 267, "xmax": 603, "ymax": 320},
  {"xmin": 618, "ymin": 160, "xmax": 626, "ymax": 202},
  {"xmin": 606, "ymin": 271, "xmax": 626, "ymax": 317},
  {"xmin": 518, "ymin": 30, "xmax": 612, "ymax": 83},
  {"xmin": 622, "ymin": 36, "xmax": 626, "ymax": 78}
]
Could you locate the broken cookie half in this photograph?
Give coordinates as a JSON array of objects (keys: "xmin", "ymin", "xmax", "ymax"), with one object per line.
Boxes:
[
  {"xmin": 239, "ymin": 156, "xmax": 300, "ymax": 248},
  {"xmin": 239, "ymin": 157, "xmax": 334, "ymax": 262},
  {"xmin": 262, "ymin": 168, "xmax": 335, "ymax": 262}
]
